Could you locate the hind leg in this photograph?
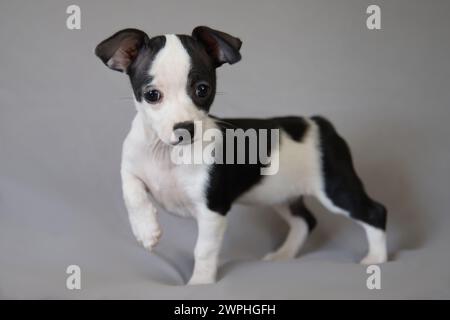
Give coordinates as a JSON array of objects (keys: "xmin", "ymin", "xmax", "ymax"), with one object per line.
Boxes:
[
  {"xmin": 359, "ymin": 223, "xmax": 387, "ymax": 264},
  {"xmin": 263, "ymin": 197, "xmax": 317, "ymax": 261},
  {"xmin": 312, "ymin": 116, "xmax": 387, "ymax": 264},
  {"xmin": 316, "ymin": 191, "xmax": 387, "ymax": 264}
]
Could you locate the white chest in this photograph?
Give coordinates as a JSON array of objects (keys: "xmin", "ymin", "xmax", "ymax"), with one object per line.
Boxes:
[
  {"xmin": 122, "ymin": 115, "xmax": 213, "ymax": 217},
  {"xmin": 124, "ymin": 143, "xmax": 209, "ymax": 217}
]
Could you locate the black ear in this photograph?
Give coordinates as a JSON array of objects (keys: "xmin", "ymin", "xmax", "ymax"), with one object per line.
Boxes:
[
  {"xmin": 192, "ymin": 26, "xmax": 242, "ymax": 67},
  {"xmin": 95, "ymin": 29, "xmax": 149, "ymax": 73}
]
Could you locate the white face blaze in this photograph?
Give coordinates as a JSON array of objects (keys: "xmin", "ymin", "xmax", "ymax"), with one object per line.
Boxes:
[{"xmin": 134, "ymin": 34, "xmax": 207, "ymax": 144}]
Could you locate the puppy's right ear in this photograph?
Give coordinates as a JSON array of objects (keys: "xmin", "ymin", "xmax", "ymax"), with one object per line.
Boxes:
[{"xmin": 95, "ymin": 29, "xmax": 149, "ymax": 73}]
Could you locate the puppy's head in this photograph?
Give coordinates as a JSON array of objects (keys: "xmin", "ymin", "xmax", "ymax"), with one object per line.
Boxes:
[{"xmin": 95, "ymin": 26, "xmax": 242, "ymax": 145}]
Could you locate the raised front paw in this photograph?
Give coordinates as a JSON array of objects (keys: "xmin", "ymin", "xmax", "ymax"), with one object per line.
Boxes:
[
  {"xmin": 140, "ymin": 225, "xmax": 162, "ymax": 251},
  {"xmin": 130, "ymin": 216, "xmax": 162, "ymax": 251}
]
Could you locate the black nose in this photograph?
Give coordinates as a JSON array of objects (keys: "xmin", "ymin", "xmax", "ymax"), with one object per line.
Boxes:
[{"xmin": 172, "ymin": 121, "xmax": 195, "ymax": 145}]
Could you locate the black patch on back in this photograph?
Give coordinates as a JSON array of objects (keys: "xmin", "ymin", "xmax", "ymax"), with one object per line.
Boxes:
[
  {"xmin": 128, "ymin": 35, "xmax": 166, "ymax": 102},
  {"xmin": 177, "ymin": 35, "xmax": 217, "ymax": 112},
  {"xmin": 276, "ymin": 116, "xmax": 309, "ymax": 142},
  {"xmin": 205, "ymin": 116, "xmax": 309, "ymax": 215},
  {"xmin": 312, "ymin": 116, "xmax": 387, "ymax": 230}
]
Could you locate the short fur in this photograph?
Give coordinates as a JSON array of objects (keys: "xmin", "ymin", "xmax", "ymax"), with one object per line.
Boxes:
[{"xmin": 95, "ymin": 26, "xmax": 388, "ymax": 285}]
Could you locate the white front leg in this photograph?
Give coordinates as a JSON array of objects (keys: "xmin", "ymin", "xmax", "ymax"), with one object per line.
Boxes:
[
  {"xmin": 121, "ymin": 169, "xmax": 161, "ymax": 251},
  {"xmin": 188, "ymin": 208, "xmax": 227, "ymax": 285}
]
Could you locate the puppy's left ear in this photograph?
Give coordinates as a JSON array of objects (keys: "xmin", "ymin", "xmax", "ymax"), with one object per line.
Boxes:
[{"xmin": 192, "ymin": 26, "xmax": 242, "ymax": 67}]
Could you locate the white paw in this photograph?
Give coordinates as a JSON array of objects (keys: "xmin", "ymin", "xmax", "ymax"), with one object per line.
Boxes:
[
  {"xmin": 130, "ymin": 217, "xmax": 162, "ymax": 251},
  {"xmin": 360, "ymin": 253, "xmax": 387, "ymax": 265},
  {"xmin": 187, "ymin": 274, "xmax": 216, "ymax": 285},
  {"xmin": 139, "ymin": 226, "xmax": 162, "ymax": 251},
  {"xmin": 263, "ymin": 251, "xmax": 293, "ymax": 261}
]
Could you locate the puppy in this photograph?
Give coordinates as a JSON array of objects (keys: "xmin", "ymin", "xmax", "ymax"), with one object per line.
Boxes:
[{"xmin": 95, "ymin": 26, "xmax": 387, "ymax": 285}]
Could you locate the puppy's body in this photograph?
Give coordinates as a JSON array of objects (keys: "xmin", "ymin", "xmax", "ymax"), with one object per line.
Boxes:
[
  {"xmin": 96, "ymin": 28, "xmax": 388, "ymax": 284},
  {"xmin": 123, "ymin": 114, "xmax": 319, "ymax": 216}
]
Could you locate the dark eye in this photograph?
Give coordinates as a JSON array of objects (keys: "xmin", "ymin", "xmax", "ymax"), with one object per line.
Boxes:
[
  {"xmin": 195, "ymin": 83, "xmax": 210, "ymax": 98},
  {"xmin": 143, "ymin": 89, "xmax": 162, "ymax": 103}
]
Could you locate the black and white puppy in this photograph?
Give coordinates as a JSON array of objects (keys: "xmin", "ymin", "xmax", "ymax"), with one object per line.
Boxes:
[{"xmin": 95, "ymin": 26, "xmax": 387, "ymax": 285}]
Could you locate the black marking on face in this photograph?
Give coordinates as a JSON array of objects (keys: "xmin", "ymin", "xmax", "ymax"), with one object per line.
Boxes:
[
  {"xmin": 95, "ymin": 29, "xmax": 166, "ymax": 101},
  {"xmin": 177, "ymin": 35, "xmax": 217, "ymax": 113},
  {"xmin": 95, "ymin": 26, "xmax": 242, "ymax": 109},
  {"xmin": 128, "ymin": 36, "xmax": 166, "ymax": 102}
]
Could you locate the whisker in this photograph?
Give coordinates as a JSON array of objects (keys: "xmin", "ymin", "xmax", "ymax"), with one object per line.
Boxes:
[{"xmin": 211, "ymin": 118, "xmax": 239, "ymax": 129}]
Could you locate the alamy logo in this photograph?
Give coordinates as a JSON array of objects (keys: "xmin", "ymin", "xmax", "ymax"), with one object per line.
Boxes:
[
  {"xmin": 366, "ymin": 5, "xmax": 381, "ymax": 30},
  {"xmin": 66, "ymin": 265, "xmax": 81, "ymax": 290},
  {"xmin": 169, "ymin": 121, "xmax": 280, "ymax": 175},
  {"xmin": 66, "ymin": 5, "xmax": 81, "ymax": 30},
  {"xmin": 366, "ymin": 265, "xmax": 381, "ymax": 290}
]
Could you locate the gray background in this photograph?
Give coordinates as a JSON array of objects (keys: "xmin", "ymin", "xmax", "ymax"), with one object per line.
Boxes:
[{"xmin": 1, "ymin": 0, "xmax": 449, "ymax": 299}]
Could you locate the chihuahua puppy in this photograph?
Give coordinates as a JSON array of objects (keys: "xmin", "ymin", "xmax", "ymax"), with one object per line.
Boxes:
[{"xmin": 95, "ymin": 26, "xmax": 387, "ymax": 285}]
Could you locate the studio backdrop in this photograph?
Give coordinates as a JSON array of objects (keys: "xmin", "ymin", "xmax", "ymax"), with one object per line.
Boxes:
[{"xmin": 0, "ymin": 0, "xmax": 449, "ymax": 299}]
